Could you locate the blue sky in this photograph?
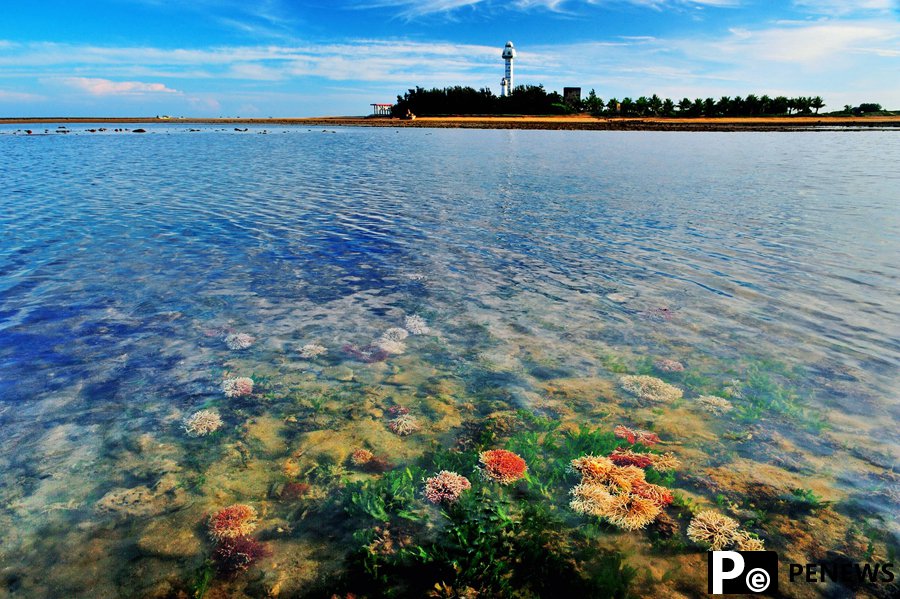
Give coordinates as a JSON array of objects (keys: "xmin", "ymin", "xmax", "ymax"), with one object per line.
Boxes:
[{"xmin": 0, "ymin": 1, "xmax": 898, "ymax": 116}]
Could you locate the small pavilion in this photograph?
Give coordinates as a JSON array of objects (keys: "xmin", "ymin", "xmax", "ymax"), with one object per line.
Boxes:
[{"xmin": 370, "ymin": 103, "xmax": 393, "ymax": 117}]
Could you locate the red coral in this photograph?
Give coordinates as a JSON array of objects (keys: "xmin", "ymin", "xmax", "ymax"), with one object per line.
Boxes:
[
  {"xmin": 609, "ymin": 448, "xmax": 655, "ymax": 469},
  {"xmin": 208, "ymin": 504, "xmax": 258, "ymax": 540},
  {"xmin": 614, "ymin": 425, "xmax": 660, "ymax": 447},
  {"xmin": 281, "ymin": 482, "xmax": 310, "ymax": 500},
  {"xmin": 479, "ymin": 449, "xmax": 527, "ymax": 485},
  {"xmin": 214, "ymin": 536, "xmax": 270, "ymax": 574},
  {"xmin": 632, "ymin": 481, "xmax": 674, "ymax": 507}
]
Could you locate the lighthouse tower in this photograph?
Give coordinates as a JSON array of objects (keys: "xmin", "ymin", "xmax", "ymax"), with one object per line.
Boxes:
[{"xmin": 501, "ymin": 41, "xmax": 516, "ymax": 97}]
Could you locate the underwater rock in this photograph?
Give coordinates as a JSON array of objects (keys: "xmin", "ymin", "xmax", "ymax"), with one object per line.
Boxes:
[
  {"xmin": 640, "ymin": 306, "xmax": 675, "ymax": 322},
  {"xmin": 95, "ymin": 474, "xmax": 187, "ymax": 518},
  {"xmin": 225, "ymin": 332, "xmax": 255, "ymax": 350},
  {"xmin": 619, "ymin": 375, "xmax": 683, "ymax": 403},
  {"xmin": 342, "ymin": 343, "xmax": 389, "ymax": 363},
  {"xmin": 323, "ymin": 365, "xmax": 354, "ymax": 381},
  {"xmin": 479, "ymin": 449, "xmax": 527, "ymax": 485},
  {"xmin": 137, "ymin": 519, "xmax": 203, "ymax": 558}
]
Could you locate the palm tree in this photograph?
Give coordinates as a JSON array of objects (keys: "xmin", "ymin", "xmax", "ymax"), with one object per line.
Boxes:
[
  {"xmin": 662, "ymin": 98, "xmax": 675, "ymax": 117},
  {"xmin": 811, "ymin": 96, "xmax": 825, "ymax": 114},
  {"xmin": 677, "ymin": 98, "xmax": 692, "ymax": 114},
  {"xmin": 649, "ymin": 94, "xmax": 663, "ymax": 116}
]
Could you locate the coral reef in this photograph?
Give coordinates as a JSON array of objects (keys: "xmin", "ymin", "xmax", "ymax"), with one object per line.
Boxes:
[
  {"xmin": 479, "ymin": 449, "xmax": 527, "ymax": 485},
  {"xmin": 381, "ymin": 327, "xmax": 409, "ymax": 342},
  {"xmin": 387, "ymin": 405, "xmax": 410, "ymax": 416},
  {"xmin": 350, "ymin": 449, "xmax": 375, "ymax": 465},
  {"xmin": 686, "ymin": 510, "xmax": 741, "ymax": 551},
  {"xmin": 649, "ymin": 452, "xmax": 681, "ymax": 472},
  {"xmin": 423, "ymin": 471, "xmax": 472, "ymax": 504},
  {"xmin": 734, "ymin": 531, "xmax": 765, "ymax": 551},
  {"xmin": 388, "ymin": 414, "xmax": 420, "ymax": 436},
  {"xmin": 653, "ymin": 358, "xmax": 684, "ymax": 373},
  {"xmin": 182, "ymin": 409, "xmax": 223, "ymax": 436},
  {"xmin": 609, "ymin": 449, "xmax": 654, "ymax": 469},
  {"xmin": 619, "ymin": 375, "xmax": 683, "ymax": 403},
  {"xmin": 631, "ymin": 481, "xmax": 674, "ymax": 507},
  {"xmin": 614, "ymin": 425, "xmax": 661, "ymax": 446},
  {"xmin": 282, "ymin": 459, "xmax": 301, "ymax": 477},
  {"xmin": 604, "ymin": 493, "xmax": 662, "ymax": 531},
  {"xmin": 208, "ymin": 504, "xmax": 259, "ymax": 541},
  {"xmin": 213, "ymin": 536, "xmax": 270, "ymax": 574},
  {"xmin": 404, "ymin": 314, "xmax": 430, "ymax": 335},
  {"xmin": 696, "ymin": 395, "xmax": 733, "ymax": 414},
  {"xmin": 222, "ymin": 377, "xmax": 254, "ymax": 398},
  {"xmin": 569, "ymin": 454, "xmax": 675, "ymax": 530},
  {"xmin": 375, "ymin": 338, "xmax": 406, "ymax": 355},
  {"xmin": 224, "ymin": 332, "xmax": 255, "ymax": 350},
  {"xmin": 299, "ymin": 343, "xmax": 327, "ymax": 359}
]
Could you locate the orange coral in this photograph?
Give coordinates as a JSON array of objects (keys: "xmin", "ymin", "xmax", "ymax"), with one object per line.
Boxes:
[{"xmin": 479, "ymin": 449, "xmax": 527, "ymax": 485}]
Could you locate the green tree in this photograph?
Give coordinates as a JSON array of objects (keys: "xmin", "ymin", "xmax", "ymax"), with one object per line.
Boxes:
[
  {"xmin": 662, "ymin": 98, "xmax": 675, "ymax": 117},
  {"xmin": 677, "ymin": 97, "xmax": 692, "ymax": 114},
  {"xmin": 703, "ymin": 97, "xmax": 716, "ymax": 117},
  {"xmin": 810, "ymin": 96, "xmax": 825, "ymax": 114},
  {"xmin": 648, "ymin": 94, "xmax": 663, "ymax": 116}
]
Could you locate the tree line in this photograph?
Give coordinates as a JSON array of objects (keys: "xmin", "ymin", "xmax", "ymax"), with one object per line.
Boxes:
[
  {"xmin": 390, "ymin": 85, "xmax": 888, "ymax": 117},
  {"xmin": 582, "ymin": 90, "xmax": 828, "ymax": 117},
  {"xmin": 391, "ymin": 85, "xmax": 570, "ymax": 117}
]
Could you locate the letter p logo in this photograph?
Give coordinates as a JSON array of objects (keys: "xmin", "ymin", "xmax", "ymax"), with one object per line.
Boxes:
[
  {"xmin": 711, "ymin": 551, "xmax": 745, "ymax": 594},
  {"xmin": 708, "ymin": 551, "xmax": 779, "ymax": 594}
]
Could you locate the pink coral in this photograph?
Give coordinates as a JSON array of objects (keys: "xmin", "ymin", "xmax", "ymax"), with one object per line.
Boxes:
[
  {"xmin": 222, "ymin": 377, "xmax": 254, "ymax": 398},
  {"xmin": 424, "ymin": 471, "xmax": 471, "ymax": 504}
]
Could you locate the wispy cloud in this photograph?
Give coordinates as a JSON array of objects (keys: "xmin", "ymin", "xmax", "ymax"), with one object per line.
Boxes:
[
  {"xmin": 60, "ymin": 77, "xmax": 180, "ymax": 95},
  {"xmin": 358, "ymin": 0, "xmax": 738, "ymax": 18},
  {"xmin": 0, "ymin": 89, "xmax": 44, "ymax": 102}
]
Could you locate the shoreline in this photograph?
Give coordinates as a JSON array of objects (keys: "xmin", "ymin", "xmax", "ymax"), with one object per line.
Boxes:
[{"xmin": 2, "ymin": 114, "xmax": 899, "ymax": 131}]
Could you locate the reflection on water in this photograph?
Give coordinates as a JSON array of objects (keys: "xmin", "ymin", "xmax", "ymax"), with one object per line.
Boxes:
[{"xmin": 0, "ymin": 125, "xmax": 898, "ymax": 597}]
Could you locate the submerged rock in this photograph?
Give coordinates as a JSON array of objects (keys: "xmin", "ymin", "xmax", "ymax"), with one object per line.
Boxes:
[{"xmin": 95, "ymin": 474, "xmax": 187, "ymax": 518}]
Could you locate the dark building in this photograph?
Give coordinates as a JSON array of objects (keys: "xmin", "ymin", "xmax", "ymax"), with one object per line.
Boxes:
[{"xmin": 563, "ymin": 87, "xmax": 582, "ymax": 104}]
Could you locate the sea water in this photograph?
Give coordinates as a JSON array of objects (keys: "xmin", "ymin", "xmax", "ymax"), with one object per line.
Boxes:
[{"xmin": 0, "ymin": 125, "xmax": 898, "ymax": 597}]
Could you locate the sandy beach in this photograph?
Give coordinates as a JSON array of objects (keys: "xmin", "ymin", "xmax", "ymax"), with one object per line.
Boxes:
[{"xmin": 3, "ymin": 114, "xmax": 899, "ymax": 131}]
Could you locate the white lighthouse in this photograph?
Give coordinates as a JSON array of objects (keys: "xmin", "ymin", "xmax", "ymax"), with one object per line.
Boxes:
[{"xmin": 501, "ymin": 41, "xmax": 516, "ymax": 97}]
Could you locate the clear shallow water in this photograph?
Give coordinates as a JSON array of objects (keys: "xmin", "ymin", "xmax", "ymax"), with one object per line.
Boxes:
[{"xmin": 0, "ymin": 125, "xmax": 898, "ymax": 597}]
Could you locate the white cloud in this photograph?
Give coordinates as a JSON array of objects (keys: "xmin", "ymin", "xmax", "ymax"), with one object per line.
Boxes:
[
  {"xmin": 792, "ymin": 0, "xmax": 897, "ymax": 16},
  {"xmin": 60, "ymin": 77, "xmax": 180, "ymax": 95},
  {"xmin": 359, "ymin": 0, "xmax": 738, "ymax": 17},
  {"xmin": 0, "ymin": 89, "xmax": 44, "ymax": 102}
]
